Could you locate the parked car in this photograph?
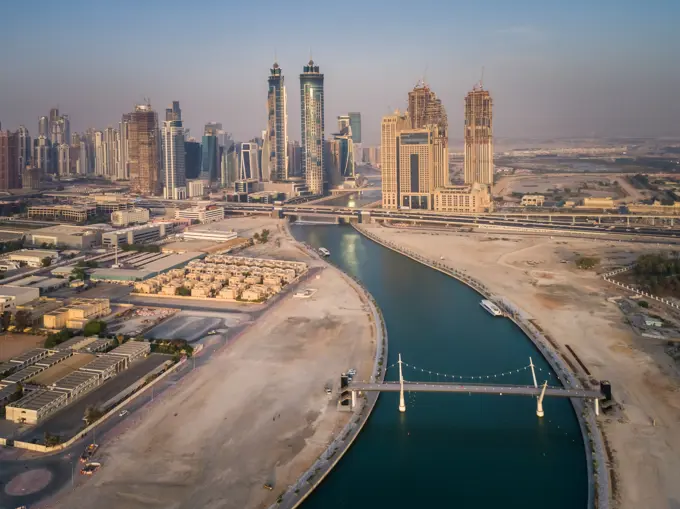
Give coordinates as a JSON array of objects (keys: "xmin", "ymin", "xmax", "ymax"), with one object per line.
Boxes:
[
  {"xmin": 80, "ymin": 443, "xmax": 98, "ymax": 463},
  {"xmin": 119, "ymin": 410, "xmax": 129, "ymax": 417},
  {"xmin": 80, "ymin": 462, "xmax": 101, "ymax": 475}
]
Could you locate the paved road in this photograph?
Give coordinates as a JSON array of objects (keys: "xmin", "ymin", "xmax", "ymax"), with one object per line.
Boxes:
[{"xmin": 348, "ymin": 381, "xmax": 602, "ymax": 399}]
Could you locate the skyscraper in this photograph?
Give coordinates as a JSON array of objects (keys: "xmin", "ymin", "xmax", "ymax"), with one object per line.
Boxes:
[
  {"xmin": 118, "ymin": 116, "xmax": 130, "ymax": 180},
  {"xmin": 33, "ymin": 136, "xmax": 51, "ymax": 175},
  {"xmin": 165, "ymin": 101, "xmax": 181, "ymax": 122},
  {"xmin": 267, "ymin": 62, "xmax": 288, "ymax": 181},
  {"xmin": 348, "ymin": 112, "xmax": 362, "ymax": 143},
  {"xmin": 337, "ymin": 115, "xmax": 351, "ymax": 135},
  {"xmin": 48, "ymin": 108, "xmax": 60, "ymax": 142},
  {"xmin": 238, "ymin": 142, "xmax": 260, "ymax": 180},
  {"xmin": 184, "ymin": 139, "xmax": 202, "ymax": 180},
  {"xmin": 38, "ymin": 116, "xmax": 48, "ymax": 138},
  {"xmin": 287, "ymin": 141, "xmax": 301, "ymax": 177},
  {"xmin": 407, "ymin": 81, "xmax": 448, "ymax": 138},
  {"xmin": 464, "ymin": 82, "xmax": 493, "ymax": 185},
  {"xmin": 300, "ymin": 59, "xmax": 325, "ymax": 195},
  {"xmin": 16, "ymin": 126, "xmax": 31, "ymax": 170},
  {"xmin": 0, "ymin": 130, "xmax": 20, "ymax": 190},
  {"xmin": 380, "ymin": 111, "xmax": 447, "ymax": 210},
  {"xmin": 127, "ymin": 103, "xmax": 161, "ymax": 195},
  {"xmin": 201, "ymin": 129, "xmax": 219, "ymax": 183},
  {"xmin": 103, "ymin": 127, "xmax": 119, "ymax": 179},
  {"xmin": 57, "ymin": 143, "xmax": 70, "ymax": 177},
  {"xmin": 162, "ymin": 117, "xmax": 187, "ymax": 199}
]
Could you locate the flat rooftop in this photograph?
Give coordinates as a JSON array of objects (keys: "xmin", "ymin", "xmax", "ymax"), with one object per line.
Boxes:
[
  {"xmin": 0, "ymin": 383, "xmax": 17, "ymax": 401},
  {"xmin": 52, "ymin": 335, "xmax": 98, "ymax": 352},
  {"xmin": 30, "ymin": 353, "xmax": 96, "ymax": 386},
  {"xmin": 10, "ymin": 348, "xmax": 49, "ymax": 365},
  {"xmin": 9, "ymin": 388, "xmax": 66, "ymax": 410},
  {"xmin": 53, "ymin": 369, "xmax": 100, "ymax": 391},
  {"xmin": 108, "ymin": 341, "xmax": 150, "ymax": 357},
  {"xmin": 0, "ymin": 362, "xmax": 18, "ymax": 376},
  {"xmin": 31, "ymin": 225, "xmax": 99, "ymax": 237},
  {"xmin": 35, "ymin": 350, "xmax": 74, "ymax": 367},
  {"xmin": 141, "ymin": 252, "xmax": 203, "ymax": 272},
  {"xmin": 81, "ymin": 337, "xmax": 116, "ymax": 352},
  {"xmin": 3, "ymin": 365, "xmax": 45, "ymax": 383},
  {"xmin": 79, "ymin": 355, "xmax": 124, "ymax": 373}
]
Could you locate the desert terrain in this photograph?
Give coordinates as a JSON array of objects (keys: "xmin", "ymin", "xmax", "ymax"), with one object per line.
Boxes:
[
  {"xmin": 360, "ymin": 222, "xmax": 680, "ymax": 509},
  {"xmin": 54, "ymin": 217, "xmax": 376, "ymax": 509}
]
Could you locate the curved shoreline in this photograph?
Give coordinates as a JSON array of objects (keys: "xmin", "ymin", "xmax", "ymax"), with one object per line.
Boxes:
[
  {"xmin": 352, "ymin": 222, "xmax": 611, "ymax": 509},
  {"xmin": 270, "ymin": 223, "xmax": 388, "ymax": 509}
]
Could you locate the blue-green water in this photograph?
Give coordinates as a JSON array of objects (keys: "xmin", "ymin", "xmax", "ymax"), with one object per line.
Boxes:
[{"xmin": 291, "ymin": 224, "xmax": 587, "ymax": 509}]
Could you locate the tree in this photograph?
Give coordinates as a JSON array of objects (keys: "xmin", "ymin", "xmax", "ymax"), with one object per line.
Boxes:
[
  {"xmin": 41, "ymin": 257, "xmax": 52, "ymax": 267},
  {"xmin": 260, "ymin": 229, "xmax": 270, "ymax": 243},
  {"xmin": 575, "ymin": 257, "xmax": 599, "ymax": 270},
  {"xmin": 0, "ymin": 311, "xmax": 11, "ymax": 331},
  {"xmin": 72, "ymin": 267, "xmax": 87, "ymax": 280},
  {"xmin": 253, "ymin": 232, "xmax": 261, "ymax": 243},
  {"xmin": 14, "ymin": 310, "xmax": 33, "ymax": 330},
  {"xmin": 43, "ymin": 432, "xmax": 61, "ymax": 447},
  {"xmin": 638, "ymin": 300, "xmax": 650, "ymax": 308},
  {"xmin": 83, "ymin": 406, "xmax": 104, "ymax": 426},
  {"xmin": 175, "ymin": 286, "xmax": 191, "ymax": 296},
  {"xmin": 83, "ymin": 320, "xmax": 107, "ymax": 337}
]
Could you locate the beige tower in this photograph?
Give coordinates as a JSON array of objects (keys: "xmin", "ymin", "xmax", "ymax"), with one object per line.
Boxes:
[
  {"xmin": 381, "ymin": 112, "xmax": 410, "ymax": 209},
  {"xmin": 464, "ymin": 83, "xmax": 493, "ymax": 185},
  {"xmin": 127, "ymin": 104, "xmax": 161, "ymax": 196}
]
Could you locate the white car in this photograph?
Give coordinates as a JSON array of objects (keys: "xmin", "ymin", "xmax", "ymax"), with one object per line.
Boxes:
[
  {"xmin": 348, "ymin": 368, "xmax": 357, "ymax": 376},
  {"xmin": 119, "ymin": 410, "xmax": 129, "ymax": 417}
]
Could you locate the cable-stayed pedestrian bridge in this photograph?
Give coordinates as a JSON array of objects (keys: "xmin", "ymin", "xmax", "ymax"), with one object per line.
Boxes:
[{"xmin": 344, "ymin": 354, "xmax": 605, "ymax": 417}]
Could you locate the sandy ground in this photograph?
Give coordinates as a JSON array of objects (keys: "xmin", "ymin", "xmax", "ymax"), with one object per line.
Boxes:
[
  {"xmin": 0, "ymin": 333, "xmax": 45, "ymax": 361},
  {"xmin": 54, "ymin": 218, "xmax": 375, "ymax": 509},
  {"xmin": 362, "ymin": 223, "xmax": 680, "ymax": 509}
]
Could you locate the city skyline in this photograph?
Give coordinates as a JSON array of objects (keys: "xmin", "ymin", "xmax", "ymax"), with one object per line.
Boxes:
[{"xmin": 2, "ymin": 0, "xmax": 679, "ymax": 144}]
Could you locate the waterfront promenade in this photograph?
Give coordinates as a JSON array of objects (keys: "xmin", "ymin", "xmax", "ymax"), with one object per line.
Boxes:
[{"xmin": 351, "ymin": 223, "xmax": 610, "ymax": 509}]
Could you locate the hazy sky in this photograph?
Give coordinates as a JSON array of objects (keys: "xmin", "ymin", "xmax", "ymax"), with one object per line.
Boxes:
[{"xmin": 1, "ymin": 0, "xmax": 679, "ymax": 146}]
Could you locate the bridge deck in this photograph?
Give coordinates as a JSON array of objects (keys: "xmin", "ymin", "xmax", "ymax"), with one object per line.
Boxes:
[{"xmin": 348, "ymin": 381, "xmax": 602, "ymax": 399}]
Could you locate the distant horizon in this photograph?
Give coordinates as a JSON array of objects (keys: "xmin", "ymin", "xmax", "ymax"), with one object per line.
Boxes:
[{"xmin": 1, "ymin": 0, "xmax": 679, "ymax": 145}]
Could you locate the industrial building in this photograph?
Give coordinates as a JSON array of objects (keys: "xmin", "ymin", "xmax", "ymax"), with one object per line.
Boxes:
[
  {"xmin": 8, "ymin": 275, "xmax": 68, "ymax": 293},
  {"xmin": 27, "ymin": 204, "xmax": 97, "ymax": 223},
  {"xmin": 90, "ymin": 251, "xmax": 203, "ymax": 282},
  {"xmin": 42, "ymin": 298, "xmax": 110, "ymax": 329},
  {"xmin": 5, "ymin": 249, "xmax": 59, "ymax": 267},
  {"xmin": 52, "ymin": 370, "xmax": 100, "ymax": 398},
  {"xmin": 29, "ymin": 224, "xmax": 102, "ymax": 249},
  {"xmin": 52, "ymin": 335, "xmax": 100, "ymax": 352},
  {"xmin": 10, "ymin": 348, "xmax": 50, "ymax": 369},
  {"xmin": 521, "ymin": 194, "xmax": 545, "ymax": 207},
  {"xmin": 175, "ymin": 204, "xmax": 225, "ymax": 224},
  {"xmin": 5, "ymin": 389, "xmax": 69, "ymax": 424},
  {"xmin": 102, "ymin": 222, "xmax": 172, "ymax": 248},
  {"xmin": 0, "ymin": 286, "xmax": 40, "ymax": 310},
  {"xmin": 79, "ymin": 355, "xmax": 126, "ymax": 380},
  {"xmin": 432, "ymin": 184, "xmax": 493, "ymax": 213},
  {"xmin": 181, "ymin": 228, "xmax": 238, "ymax": 242},
  {"xmin": 111, "ymin": 207, "xmax": 150, "ymax": 227},
  {"xmin": 3, "ymin": 365, "xmax": 45, "ymax": 384},
  {"xmin": 0, "ymin": 383, "xmax": 18, "ymax": 408},
  {"xmin": 107, "ymin": 341, "xmax": 150, "ymax": 364},
  {"xmin": 29, "ymin": 353, "xmax": 96, "ymax": 386}
]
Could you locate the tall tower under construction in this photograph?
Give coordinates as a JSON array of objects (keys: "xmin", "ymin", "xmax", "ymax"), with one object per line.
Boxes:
[
  {"xmin": 464, "ymin": 83, "xmax": 493, "ymax": 185},
  {"xmin": 127, "ymin": 103, "xmax": 161, "ymax": 196},
  {"xmin": 407, "ymin": 81, "xmax": 448, "ymax": 143}
]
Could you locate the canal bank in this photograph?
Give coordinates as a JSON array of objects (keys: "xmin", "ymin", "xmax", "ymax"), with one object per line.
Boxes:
[
  {"xmin": 291, "ymin": 224, "xmax": 590, "ymax": 509},
  {"xmin": 352, "ymin": 222, "xmax": 610, "ymax": 509},
  {"xmin": 271, "ymin": 225, "xmax": 388, "ymax": 509}
]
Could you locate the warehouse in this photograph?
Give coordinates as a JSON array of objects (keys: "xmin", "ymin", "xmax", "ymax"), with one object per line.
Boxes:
[
  {"xmin": 35, "ymin": 350, "xmax": 74, "ymax": 369},
  {"xmin": 10, "ymin": 348, "xmax": 50, "ymax": 369},
  {"xmin": 29, "ymin": 353, "xmax": 96, "ymax": 386},
  {"xmin": 79, "ymin": 355, "xmax": 126, "ymax": 380},
  {"xmin": 52, "ymin": 370, "xmax": 101, "ymax": 399},
  {"xmin": 29, "ymin": 224, "xmax": 101, "ymax": 249},
  {"xmin": 101, "ymin": 223, "xmax": 172, "ymax": 248},
  {"xmin": 0, "ymin": 286, "xmax": 41, "ymax": 307},
  {"xmin": 5, "ymin": 389, "xmax": 69, "ymax": 424},
  {"xmin": 51, "ymin": 335, "xmax": 98, "ymax": 352},
  {"xmin": 0, "ymin": 383, "xmax": 18, "ymax": 408},
  {"xmin": 6, "ymin": 249, "xmax": 59, "ymax": 268},
  {"xmin": 3, "ymin": 365, "xmax": 45, "ymax": 384},
  {"xmin": 107, "ymin": 341, "xmax": 150, "ymax": 364},
  {"xmin": 80, "ymin": 337, "xmax": 116, "ymax": 353},
  {"xmin": 0, "ymin": 362, "xmax": 17, "ymax": 377}
]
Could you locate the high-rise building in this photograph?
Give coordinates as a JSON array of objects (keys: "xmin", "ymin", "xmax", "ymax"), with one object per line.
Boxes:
[
  {"xmin": 184, "ymin": 139, "xmax": 202, "ymax": 180},
  {"xmin": 94, "ymin": 131, "xmax": 105, "ymax": 176},
  {"xmin": 103, "ymin": 127, "xmax": 119, "ymax": 179},
  {"xmin": 118, "ymin": 116, "xmax": 130, "ymax": 180},
  {"xmin": 127, "ymin": 103, "xmax": 161, "ymax": 195},
  {"xmin": 165, "ymin": 101, "xmax": 181, "ymax": 122},
  {"xmin": 337, "ymin": 115, "xmax": 351, "ymax": 135},
  {"xmin": 348, "ymin": 112, "xmax": 362, "ymax": 143},
  {"xmin": 38, "ymin": 116, "xmax": 49, "ymax": 138},
  {"xmin": 267, "ymin": 62, "xmax": 288, "ymax": 181},
  {"xmin": 260, "ymin": 130, "xmax": 271, "ymax": 182},
  {"xmin": 238, "ymin": 142, "xmax": 260, "ymax": 180},
  {"xmin": 0, "ymin": 130, "xmax": 21, "ymax": 190},
  {"xmin": 57, "ymin": 143, "xmax": 71, "ymax": 177},
  {"xmin": 380, "ymin": 111, "xmax": 447, "ymax": 210},
  {"xmin": 22, "ymin": 165, "xmax": 42, "ymax": 190},
  {"xmin": 162, "ymin": 118, "xmax": 187, "ymax": 199},
  {"xmin": 77, "ymin": 140, "xmax": 87, "ymax": 175},
  {"xmin": 33, "ymin": 136, "xmax": 51, "ymax": 175},
  {"xmin": 464, "ymin": 82, "xmax": 493, "ymax": 185},
  {"xmin": 16, "ymin": 126, "xmax": 31, "ymax": 170},
  {"xmin": 201, "ymin": 129, "xmax": 219, "ymax": 183},
  {"xmin": 287, "ymin": 141, "xmax": 301, "ymax": 177},
  {"xmin": 300, "ymin": 60, "xmax": 325, "ymax": 195},
  {"xmin": 48, "ymin": 108, "xmax": 60, "ymax": 142},
  {"xmin": 407, "ymin": 81, "xmax": 448, "ymax": 140}
]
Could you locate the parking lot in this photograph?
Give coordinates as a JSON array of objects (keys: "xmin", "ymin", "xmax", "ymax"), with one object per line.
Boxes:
[
  {"xmin": 145, "ymin": 310, "xmax": 250, "ymax": 342},
  {"xmin": 21, "ymin": 353, "xmax": 172, "ymax": 442}
]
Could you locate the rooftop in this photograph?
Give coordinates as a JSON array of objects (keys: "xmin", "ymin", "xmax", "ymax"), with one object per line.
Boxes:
[
  {"xmin": 31, "ymin": 224, "xmax": 99, "ymax": 237},
  {"xmin": 10, "ymin": 348, "xmax": 49, "ymax": 365},
  {"xmin": 107, "ymin": 341, "xmax": 150, "ymax": 357},
  {"xmin": 8, "ymin": 388, "xmax": 67, "ymax": 411},
  {"xmin": 3, "ymin": 365, "xmax": 45, "ymax": 383},
  {"xmin": 52, "ymin": 369, "xmax": 100, "ymax": 391},
  {"xmin": 29, "ymin": 353, "xmax": 96, "ymax": 386},
  {"xmin": 79, "ymin": 355, "xmax": 124, "ymax": 373}
]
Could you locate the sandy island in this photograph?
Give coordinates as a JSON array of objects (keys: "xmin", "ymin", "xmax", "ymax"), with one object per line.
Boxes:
[
  {"xmin": 358, "ymin": 222, "xmax": 680, "ymax": 509},
  {"xmin": 53, "ymin": 217, "xmax": 375, "ymax": 509}
]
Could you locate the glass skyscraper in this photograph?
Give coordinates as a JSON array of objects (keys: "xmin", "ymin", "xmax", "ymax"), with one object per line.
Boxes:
[
  {"xmin": 300, "ymin": 60, "xmax": 324, "ymax": 195},
  {"xmin": 267, "ymin": 62, "xmax": 288, "ymax": 181},
  {"xmin": 348, "ymin": 112, "xmax": 361, "ymax": 143}
]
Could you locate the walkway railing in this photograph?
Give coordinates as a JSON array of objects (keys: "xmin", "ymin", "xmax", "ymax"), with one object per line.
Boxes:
[{"xmin": 602, "ymin": 265, "xmax": 680, "ymax": 310}]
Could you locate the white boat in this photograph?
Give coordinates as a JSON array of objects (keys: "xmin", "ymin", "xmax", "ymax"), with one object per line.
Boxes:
[
  {"xmin": 480, "ymin": 299, "xmax": 503, "ymax": 317},
  {"xmin": 318, "ymin": 247, "xmax": 330, "ymax": 257}
]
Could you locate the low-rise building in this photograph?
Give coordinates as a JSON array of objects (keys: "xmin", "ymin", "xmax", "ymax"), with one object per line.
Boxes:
[
  {"xmin": 175, "ymin": 204, "xmax": 225, "ymax": 224},
  {"xmin": 0, "ymin": 383, "xmax": 18, "ymax": 408},
  {"xmin": 3, "ymin": 365, "xmax": 45, "ymax": 384},
  {"xmin": 582, "ymin": 197, "xmax": 615, "ymax": 209},
  {"xmin": 521, "ymin": 194, "xmax": 545, "ymax": 207},
  {"xmin": 42, "ymin": 298, "xmax": 110, "ymax": 329},
  {"xmin": 433, "ymin": 183, "xmax": 493, "ymax": 213},
  {"xmin": 79, "ymin": 355, "xmax": 125, "ymax": 380},
  {"xmin": 52, "ymin": 370, "xmax": 100, "ymax": 399},
  {"xmin": 34, "ymin": 350, "xmax": 74, "ymax": 368},
  {"xmin": 27, "ymin": 204, "xmax": 96, "ymax": 223},
  {"xmin": 5, "ymin": 389, "xmax": 69, "ymax": 424},
  {"xmin": 6, "ymin": 249, "xmax": 59, "ymax": 268},
  {"xmin": 106, "ymin": 341, "xmax": 150, "ymax": 364},
  {"xmin": 181, "ymin": 229, "xmax": 238, "ymax": 242},
  {"xmin": 0, "ymin": 286, "xmax": 41, "ymax": 309},
  {"xmin": 217, "ymin": 287, "xmax": 240, "ymax": 300},
  {"xmin": 29, "ymin": 224, "xmax": 102, "ymax": 249},
  {"xmin": 111, "ymin": 208, "xmax": 150, "ymax": 227},
  {"xmin": 102, "ymin": 223, "xmax": 172, "ymax": 248},
  {"xmin": 80, "ymin": 337, "xmax": 116, "ymax": 353},
  {"xmin": 9, "ymin": 348, "xmax": 50, "ymax": 369},
  {"xmin": 0, "ymin": 362, "xmax": 17, "ymax": 377}
]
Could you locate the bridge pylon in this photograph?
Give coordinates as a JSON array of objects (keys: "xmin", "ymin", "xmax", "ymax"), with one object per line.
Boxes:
[
  {"xmin": 536, "ymin": 381, "xmax": 548, "ymax": 417},
  {"xmin": 529, "ymin": 357, "xmax": 538, "ymax": 388},
  {"xmin": 398, "ymin": 353, "xmax": 406, "ymax": 413}
]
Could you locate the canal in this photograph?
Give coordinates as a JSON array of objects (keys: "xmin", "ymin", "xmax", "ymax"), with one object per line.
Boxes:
[{"xmin": 291, "ymin": 224, "xmax": 587, "ymax": 509}]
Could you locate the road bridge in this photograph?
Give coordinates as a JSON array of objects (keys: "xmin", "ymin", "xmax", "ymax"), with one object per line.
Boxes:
[{"xmin": 344, "ymin": 355, "xmax": 604, "ymax": 417}]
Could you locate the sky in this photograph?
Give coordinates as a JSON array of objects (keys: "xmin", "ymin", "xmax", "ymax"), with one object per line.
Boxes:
[{"xmin": 1, "ymin": 0, "xmax": 679, "ymax": 146}]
